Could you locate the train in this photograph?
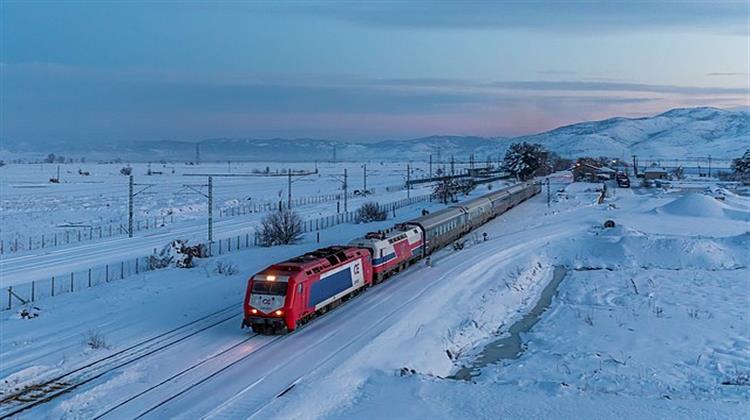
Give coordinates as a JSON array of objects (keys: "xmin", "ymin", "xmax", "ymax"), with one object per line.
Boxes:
[{"xmin": 242, "ymin": 180, "xmax": 541, "ymax": 334}]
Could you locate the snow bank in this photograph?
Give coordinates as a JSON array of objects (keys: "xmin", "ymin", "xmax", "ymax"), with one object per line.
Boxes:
[{"xmin": 655, "ymin": 193, "xmax": 747, "ymax": 221}]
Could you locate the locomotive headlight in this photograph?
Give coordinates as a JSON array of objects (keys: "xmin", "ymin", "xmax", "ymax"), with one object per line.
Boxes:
[
  {"xmin": 251, "ymin": 309, "xmax": 258, "ymax": 314},
  {"xmin": 275, "ymin": 310, "xmax": 283, "ymax": 316},
  {"xmin": 267, "ymin": 275, "xmax": 276, "ymax": 281}
]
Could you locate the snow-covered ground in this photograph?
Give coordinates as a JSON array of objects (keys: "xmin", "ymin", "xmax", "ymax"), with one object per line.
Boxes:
[
  {"xmin": 1, "ymin": 173, "xmax": 748, "ymax": 419},
  {"xmin": 0, "ymin": 161, "xmax": 434, "ymax": 246}
]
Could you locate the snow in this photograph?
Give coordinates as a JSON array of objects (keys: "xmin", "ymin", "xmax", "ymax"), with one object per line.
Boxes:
[
  {"xmin": 1, "ymin": 173, "xmax": 748, "ymax": 419},
  {"xmin": 656, "ymin": 192, "xmax": 747, "ymax": 220}
]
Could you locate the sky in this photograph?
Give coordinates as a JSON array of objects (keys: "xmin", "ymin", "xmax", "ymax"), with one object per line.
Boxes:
[{"xmin": 1, "ymin": 1, "xmax": 749, "ymax": 144}]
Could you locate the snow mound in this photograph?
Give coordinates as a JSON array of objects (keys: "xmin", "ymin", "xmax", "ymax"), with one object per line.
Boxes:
[{"xmin": 656, "ymin": 193, "xmax": 729, "ymax": 218}]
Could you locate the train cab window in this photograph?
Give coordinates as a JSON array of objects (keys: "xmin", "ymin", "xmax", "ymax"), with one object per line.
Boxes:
[
  {"xmin": 380, "ymin": 249, "xmax": 384, "ymax": 257},
  {"xmin": 252, "ymin": 281, "xmax": 287, "ymax": 296}
]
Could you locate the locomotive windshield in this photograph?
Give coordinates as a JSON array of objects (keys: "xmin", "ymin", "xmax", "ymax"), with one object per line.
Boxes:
[{"xmin": 251, "ymin": 281, "xmax": 287, "ymax": 296}]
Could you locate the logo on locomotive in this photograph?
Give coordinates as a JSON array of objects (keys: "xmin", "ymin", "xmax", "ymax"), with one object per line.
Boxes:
[{"xmin": 251, "ymin": 294, "xmax": 284, "ymax": 313}]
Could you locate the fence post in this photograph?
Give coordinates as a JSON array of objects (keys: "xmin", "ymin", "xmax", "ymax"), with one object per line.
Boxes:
[
  {"xmin": 42, "ymin": 234, "xmax": 45, "ymax": 248},
  {"xmin": 135, "ymin": 258, "xmax": 139, "ymax": 274},
  {"xmin": 237, "ymin": 235, "xmax": 240, "ymax": 250},
  {"xmin": 106, "ymin": 264, "xmax": 109, "ymax": 282},
  {"xmin": 245, "ymin": 233, "xmax": 249, "ymax": 248},
  {"xmin": 88, "ymin": 269, "xmax": 92, "ymax": 287},
  {"xmin": 7, "ymin": 287, "xmax": 10, "ymax": 310},
  {"xmin": 54, "ymin": 233, "xmax": 58, "ymax": 246},
  {"xmin": 29, "ymin": 236, "xmax": 32, "ymax": 250},
  {"xmin": 219, "ymin": 240, "xmax": 222, "ymax": 254},
  {"xmin": 121, "ymin": 261, "xmax": 124, "ymax": 279},
  {"xmin": 31, "ymin": 281, "xmax": 35, "ymax": 302},
  {"xmin": 70, "ymin": 272, "xmax": 74, "ymax": 292},
  {"xmin": 51, "ymin": 276, "xmax": 55, "ymax": 296}
]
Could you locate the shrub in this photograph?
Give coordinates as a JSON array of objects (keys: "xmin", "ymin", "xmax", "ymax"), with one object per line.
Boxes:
[
  {"xmin": 214, "ymin": 260, "xmax": 238, "ymax": 276},
  {"xmin": 259, "ymin": 208, "xmax": 303, "ymax": 246},
  {"xmin": 355, "ymin": 202, "xmax": 387, "ymax": 223},
  {"xmin": 83, "ymin": 330, "xmax": 108, "ymax": 350}
]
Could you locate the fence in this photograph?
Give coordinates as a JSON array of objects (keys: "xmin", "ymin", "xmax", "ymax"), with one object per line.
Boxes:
[
  {"xmin": 4, "ymin": 193, "xmax": 431, "ymax": 311},
  {"xmin": 0, "ymin": 190, "xmax": 375, "ymax": 256},
  {"xmin": 217, "ymin": 189, "xmax": 377, "ymax": 217},
  {"xmin": 0, "ymin": 215, "xmax": 175, "ymax": 255}
]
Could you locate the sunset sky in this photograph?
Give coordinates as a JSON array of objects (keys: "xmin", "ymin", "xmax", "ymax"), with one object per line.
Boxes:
[{"xmin": 2, "ymin": 1, "xmax": 749, "ymax": 143}]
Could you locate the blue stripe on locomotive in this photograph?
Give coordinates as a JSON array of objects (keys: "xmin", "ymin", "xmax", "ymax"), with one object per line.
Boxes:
[
  {"xmin": 372, "ymin": 252, "xmax": 396, "ymax": 266},
  {"xmin": 309, "ymin": 268, "xmax": 353, "ymax": 307}
]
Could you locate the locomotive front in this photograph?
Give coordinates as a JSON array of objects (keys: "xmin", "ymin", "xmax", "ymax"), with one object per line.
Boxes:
[{"xmin": 243, "ymin": 271, "xmax": 295, "ymax": 334}]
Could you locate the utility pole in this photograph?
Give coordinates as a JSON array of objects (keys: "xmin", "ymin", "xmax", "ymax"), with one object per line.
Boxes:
[
  {"xmin": 288, "ymin": 169, "xmax": 292, "ymax": 209},
  {"xmin": 546, "ymin": 178, "xmax": 551, "ymax": 208},
  {"xmin": 429, "ymin": 154, "xmax": 433, "ymax": 180},
  {"xmin": 195, "ymin": 143, "xmax": 200, "ymax": 165},
  {"xmin": 332, "ymin": 144, "xmax": 337, "ymax": 163},
  {"xmin": 181, "ymin": 177, "xmax": 213, "ymax": 249},
  {"xmin": 363, "ymin": 164, "xmax": 367, "ymax": 193},
  {"xmin": 470, "ymin": 153, "xmax": 474, "ymax": 169},
  {"xmin": 128, "ymin": 175, "xmax": 154, "ymax": 238},
  {"xmin": 450, "ymin": 155, "xmax": 455, "ymax": 176},
  {"xmin": 128, "ymin": 175, "xmax": 134, "ymax": 237},
  {"xmin": 708, "ymin": 155, "xmax": 712, "ymax": 178},
  {"xmin": 208, "ymin": 176, "xmax": 213, "ymax": 244},
  {"xmin": 632, "ymin": 155, "xmax": 638, "ymax": 178},
  {"xmin": 343, "ymin": 168, "xmax": 348, "ymax": 212},
  {"xmin": 407, "ymin": 164, "xmax": 411, "ymax": 199}
]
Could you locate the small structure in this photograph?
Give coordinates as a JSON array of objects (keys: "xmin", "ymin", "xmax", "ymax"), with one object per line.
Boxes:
[
  {"xmin": 643, "ymin": 164, "xmax": 669, "ymax": 180},
  {"xmin": 572, "ymin": 162, "xmax": 616, "ymax": 182}
]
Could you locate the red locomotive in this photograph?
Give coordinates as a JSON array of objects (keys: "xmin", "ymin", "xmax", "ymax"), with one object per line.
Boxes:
[{"xmin": 242, "ymin": 246, "xmax": 373, "ymax": 333}]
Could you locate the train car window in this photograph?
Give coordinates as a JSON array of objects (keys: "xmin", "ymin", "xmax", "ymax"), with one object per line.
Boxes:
[{"xmin": 297, "ymin": 284, "xmax": 303, "ymax": 293}]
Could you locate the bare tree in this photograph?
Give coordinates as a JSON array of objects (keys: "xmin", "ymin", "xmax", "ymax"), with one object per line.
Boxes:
[{"xmin": 259, "ymin": 208, "xmax": 303, "ymax": 246}]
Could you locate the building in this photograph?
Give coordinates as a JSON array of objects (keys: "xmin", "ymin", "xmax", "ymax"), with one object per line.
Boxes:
[
  {"xmin": 572, "ymin": 162, "xmax": 616, "ymax": 182},
  {"xmin": 643, "ymin": 164, "xmax": 669, "ymax": 180}
]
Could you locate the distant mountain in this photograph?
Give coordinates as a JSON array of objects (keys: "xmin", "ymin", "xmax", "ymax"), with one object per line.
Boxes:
[
  {"xmin": 511, "ymin": 107, "xmax": 749, "ymax": 159},
  {"xmin": 1, "ymin": 107, "xmax": 747, "ymax": 161}
]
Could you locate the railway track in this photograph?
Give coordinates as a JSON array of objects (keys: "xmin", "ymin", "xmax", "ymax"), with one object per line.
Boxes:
[
  {"xmin": 96, "ymin": 334, "xmax": 285, "ymax": 419},
  {"xmin": 0, "ymin": 303, "xmax": 244, "ymax": 419}
]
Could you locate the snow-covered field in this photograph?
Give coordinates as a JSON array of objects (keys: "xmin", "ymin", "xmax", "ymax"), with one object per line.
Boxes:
[
  {"xmin": 0, "ymin": 161, "xmax": 434, "ymax": 246},
  {"xmin": 0, "ymin": 173, "xmax": 748, "ymax": 419}
]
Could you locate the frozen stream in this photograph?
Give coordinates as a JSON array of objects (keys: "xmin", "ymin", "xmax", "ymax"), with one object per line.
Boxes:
[{"xmin": 451, "ymin": 265, "xmax": 568, "ymax": 380}]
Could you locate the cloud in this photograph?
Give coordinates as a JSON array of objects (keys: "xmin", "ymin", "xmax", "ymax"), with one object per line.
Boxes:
[
  {"xmin": 706, "ymin": 72, "xmax": 749, "ymax": 77},
  {"xmin": 2, "ymin": 63, "xmax": 747, "ymax": 141},
  {"xmin": 287, "ymin": 1, "xmax": 749, "ymax": 34}
]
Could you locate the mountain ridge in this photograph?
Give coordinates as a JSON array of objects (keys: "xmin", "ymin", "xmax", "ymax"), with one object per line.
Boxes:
[{"xmin": 1, "ymin": 107, "xmax": 747, "ymax": 161}]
